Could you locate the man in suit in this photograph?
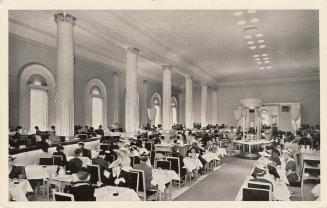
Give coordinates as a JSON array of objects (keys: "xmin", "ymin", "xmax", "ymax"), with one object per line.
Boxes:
[
  {"xmin": 52, "ymin": 144, "xmax": 67, "ymax": 167},
  {"xmin": 67, "ymin": 149, "xmax": 83, "ymax": 174},
  {"xmin": 106, "ymin": 160, "xmax": 131, "ymax": 188},
  {"xmin": 92, "ymin": 151, "xmax": 110, "ymax": 184},
  {"xmin": 133, "ymin": 155, "xmax": 153, "ymax": 191},
  {"xmin": 69, "ymin": 167, "xmax": 96, "ymax": 201},
  {"xmin": 78, "ymin": 142, "xmax": 91, "ymax": 159}
]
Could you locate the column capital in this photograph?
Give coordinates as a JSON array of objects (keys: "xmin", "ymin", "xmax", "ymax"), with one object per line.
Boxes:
[
  {"xmin": 201, "ymin": 82, "xmax": 208, "ymax": 87},
  {"xmin": 162, "ymin": 65, "xmax": 172, "ymax": 71},
  {"xmin": 54, "ymin": 12, "xmax": 76, "ymax": 25},
  {"xmin": 126, "ymin": 47, "xmax": 139, "ymax": 54},
  {"xmin": 185, "ymin": 75, "xmax": 193, "ymax": 80}
]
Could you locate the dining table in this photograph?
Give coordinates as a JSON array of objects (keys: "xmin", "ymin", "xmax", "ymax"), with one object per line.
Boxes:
[{"xmin": 9, "ymin": 179, "xmax": 33, "ymax": 201}]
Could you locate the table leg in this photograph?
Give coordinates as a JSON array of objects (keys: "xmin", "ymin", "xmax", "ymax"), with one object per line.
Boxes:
[
  {"xmin": 243, "ymin": 144, "xmax": 245, "ymax": 152},
  {"xmin": 249, "ymin": 145, "xmax": 251, "ymax": 154}
]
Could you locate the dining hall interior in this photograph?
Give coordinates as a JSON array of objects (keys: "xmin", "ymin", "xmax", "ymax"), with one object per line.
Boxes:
[{"xmin": 6, "ymin": 9, "xmax": 322, "ymax": 202}]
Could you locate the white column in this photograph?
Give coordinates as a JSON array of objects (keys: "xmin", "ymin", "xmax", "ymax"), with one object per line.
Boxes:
[
  {"xmin": 113, "ymin": 72, "xmax": 119, "ymax": 124},
  {"xmin": 201, "ymin": 83, "xmax": 208, "ymax": 127},
  {"xmin": 178, "ymin": 87, "xmax": 184, "ymax": 124},
  {"xmin": 185, "ymin": 75, "xmax": 193, "ymax": 129},
  {"xmin": 125, "ymin": 47, "xmax": 139, "ymax": 134},
  {"xmin": 142, "ymin": 80, "xmax": 148, "ymax": 126},
  {"xmin": 162, "ymin": 65, "xmax": 172, "ymax": 131},
  {"xmin": 54, "ymin": 12, "xmax": 76, "ymax": 137},
  {"xmin": 212, "ymin": 89, "xmax": 218, "ymax": 124}
]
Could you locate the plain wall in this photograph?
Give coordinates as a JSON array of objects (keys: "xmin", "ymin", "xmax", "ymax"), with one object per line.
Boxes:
[
  {"xmin": 217, "ymin": 80, "xmax": 320, "ymax": 127},
  {"xmin": 9, "ymin": 34, "xmax": 181, "ymax": 130}
]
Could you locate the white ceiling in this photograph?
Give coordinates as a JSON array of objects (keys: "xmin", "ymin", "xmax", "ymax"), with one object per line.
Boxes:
[{"xmin": 9, "ymin": 10, "xmax": 319, "ymax": 87}]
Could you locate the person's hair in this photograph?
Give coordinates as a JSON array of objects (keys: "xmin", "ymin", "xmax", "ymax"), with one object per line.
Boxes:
[
  {"xmin": 78, "ymin": 142, "xmax": 85, "ymax": 147},
  {"xmin": 35, "ymin": 126, "xmax": 39, "ymax": 130},
  {"xmin": 41, "ymin": 143, "xmax": 49, "ymax": 152},
  {"xmin": 190, "ymin": 146, "xmax": 197, "ymax": 153},
  {"xmin": 56, "ymin": 145, "xmax": 64, "ymax": 151},
  {"xmin": 77, "ymin": 168, "xmax": 90, "ymax": 180},
  {"xmin": 74, "ymin": 148, "xmax": 82, "ymax": 156},
  {"xmin": 140, "ymin": 156, "xmax": 148, "ymax": 163}
]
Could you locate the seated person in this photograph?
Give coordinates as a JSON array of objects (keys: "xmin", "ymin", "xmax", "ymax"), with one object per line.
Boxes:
[
  {"xmin": 171, "ymin": 145, "xmax": 187, "ymax": 177},
  {"xmin": 283, "ymin": 149, "xmax": 298, "ymax": 184},
  {"xmin": 9, "ymin": 155, "xmax": 25, "ymax": 179},
  {"xmin": 92, "ymin": 151, "xmax": 110, "ymax": 184},
  {"xmin": 250, "ymin": 162, "xmax": 274, "ymax": 191},
  {"xmin": 106, "ymin": 160, "xmax": 131, "ymax": 188},
  {"xmin": 10, "ymin": 128, "xmax": 21, "ymax": 149},
  {"xmin": 78, "ymin": 142, "xmax": 91, "ymax": 159},
  {"xmin": 133, "ymin": 155, "xmax": 154, "ymax": 191},
  {"xmin": 67, "ymin": 149, "xmax": 83, "ymax": 174},
  {"xmin": 70, "ymin": 167, "xmax": 96, "ymax": 201},
  {"xmin": 52, "ymin": 144, "xmax": 68, "ymax": 166},
  {"xmin": 95, "ymin": 125, "xmax": 104, "ymax": 137},
  {"xmin": 37, "ymin": 143, "xmax": 51, "ymax": 164}
]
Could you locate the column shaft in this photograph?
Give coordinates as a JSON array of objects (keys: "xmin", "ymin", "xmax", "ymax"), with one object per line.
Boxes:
[
  {"xmin": 125, "ymin": 47, "xmax": 139, "ymax": 134},
  {"xmin": 185, "ymin": 76, "xmax": 193, "ymax": 129},
  {"xmin": 212, "ymin": 89, "xmax": 218, "ymax": 124},
  {"xmin": 162, "ymin": 65, "xmax": 172, "ymax": 130},
  {"xmin": 54, "ymin": 12, "xmax": 76, "ymax": 137},
  {"xmin": 178, "ymin": 87, "xmax": 184, "ymax": 124},
  {"xmin": 142, "ymin": 80, "xmax": 148, "ymax": 126},
  {"xmin": 113, "ymin": 72, "xmax": 119, "ymax": 124},
  {"xmin": 201, "ymin": 84, "xmax": 208, "ymax": 127}
]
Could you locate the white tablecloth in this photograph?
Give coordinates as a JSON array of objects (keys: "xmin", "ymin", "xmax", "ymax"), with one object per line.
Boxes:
[
  {"xmin": 202, "ymin": 152, "xmax": 220, "ymax": 162},
  {"xmin": 216, "ymin": 148, "xmax": 227, "ymax": 157},
  {"xmin": 183, "ymin": 157, "xmax": 203, "ymax": 171},
  {"xmin": 94, "ymin": 186, "xmax": 140, "ymax": 201},
  {"xmin": 151, "ymin": 169, "xmax": 180, "ymax": 192},
  {"xmin": 25, "ymin": 165, "xmax": 58, "ymax": 179},
  {"xmin": 9, "ymin": 179, "xmax": 33, "ymax": 201}
]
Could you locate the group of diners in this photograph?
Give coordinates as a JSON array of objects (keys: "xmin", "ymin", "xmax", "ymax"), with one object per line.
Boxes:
[{"xmin": 9, "ymin": 125, "xmax": 230, "ymax": 201}]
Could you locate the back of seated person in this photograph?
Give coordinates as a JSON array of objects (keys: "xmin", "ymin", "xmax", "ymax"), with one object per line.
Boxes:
[
  {"xmin": 171, "ymin": 146, "xmax": 187, "ymax": 176},
  {"xmin": 78, "ymin": 142, "xmax": 91, "ymax": 159},
  {"xmin": 67, "ymin": 149, "xmax": 83, "ymax": 174},
  {"xmin": 69, "ymin": 168, "xmax": 96, "ymax": 201},
  {"xmin": 133, "ymin": 155, "xmax": 153, "ymax": 190}
]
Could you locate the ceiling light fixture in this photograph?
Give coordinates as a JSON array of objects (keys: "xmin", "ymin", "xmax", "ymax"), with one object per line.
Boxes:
[
  {"xmin": 259, "ymin": 45, "xmax": 266, "ymax": 48},
  {"xmin": 264, "ymin": 60, "xmax": 270, "ymax": 63},
  {"xmin": 248, "ymin": 10, "xmax": 257, "ymax": 14},
  {"xmin": 266, "ymin": 66, "xmax": 272, "ymax": 69},
  {"xmin": 247, "ymin": 41, "xmax": 255, "ymax": 45},
  {"xmin": 233, "ymin": 11, "xmax": 243, "ymax": 16},
  {"xmin": 256, "ymin": 33, "xmax": 263, "ymax": 38},
  {"xmin": 245, "ymin": 35, "xmax": 252, "ymax": 39},
  {"xmin": 263, "ymin": 57, "xmax": 270, "ymax": 60},
  {"xmin": 254, "ymin": 58, "xmax": 261, "ymax": 61},
  {"xmin": 257, "ymin": 61, "xmax": 263, "ymax": 64},
  {"xmin": 253, "ymin": 54, "xmax": 260, "ymax": 58},
  {"xmin": 249, "ymin": 46, "xmax": 257, "ymax": 49},
  {"xmin": 259, "ymin": 66, "xmax": 264, "ymax": 70},
  {"xmin": 250, "ymin": 18, "xmax": 260, "ymax": 23},
  {"xmin": 257, "ymin": 39, "xmax": 265, "ymax": 43},
  {"xmin": 238, "ymin": 20, "xmax": 247, "ymax": 25},
  {"xmin": 261, "ymin": 54, "xmax": 268, "ymax": 56}
]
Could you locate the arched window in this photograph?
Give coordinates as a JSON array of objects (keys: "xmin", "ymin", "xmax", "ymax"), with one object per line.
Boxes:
[
  {"xmin": 85, "ymin": 79, "xmax": 107, "ymax": 129},
  {"xmin": 90, "ymin": 86, "xmax": 103, "ymax": 128},
  {"xmin": 28, "ymin": 74, "xmax": 48, "ymax": 131},
  {"xmin": 171, "ymin": 97, "xmax": 178, "ymax": 125},
  {"xmin": 151, "ymin": 93, "xmax": 161, "ymax": 126},
  {"xmin": 19, "ymin": 64, "xmax": 55, "ymax": 132}
]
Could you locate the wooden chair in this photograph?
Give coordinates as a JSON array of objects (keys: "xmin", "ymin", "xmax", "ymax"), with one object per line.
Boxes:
[
  {"xmin": 126, "ymin": 171, "xmax": 139, "ymax": 193},
  {"xmin": 166, "ymin": 157, "xmax": 186, "ymax": 188},
  {"xmin": 156, "ymin": 160, "xmax": 171, "ymax": 170},
  {"xmin": 130, "ymin": 169, "xmax": 160, "ymax": 201},
  {"xmin": 87, "ymin": 165, "xmax": 101, "ymax": 185},
  {"xmin": 53, "ymin": 191, "xmax": 74, "ymax": 201},
  {"xmin": 242, "ymin": 187, "xmax": 271, "ymax": 201},
  {"xmin": 51, "ymin": 155, "xmax": 63, "ymax": 166}
]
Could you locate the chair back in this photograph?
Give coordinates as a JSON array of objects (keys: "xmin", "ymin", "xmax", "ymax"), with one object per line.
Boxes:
[
  {"xmin": 242, "ymin": 187, "xmax": 271, "ymax": 201},
  {"xmin": 144, "ymin": 142, "xmax": 153, "ymax": 152},
  {"xmin": 131, "ymin": 169, "xmax": 145, "ymax": 193},
  {"xmin": 129, "ymin": 156, "xmax": 135, "ymax": 167},
  {"xmin": 53, "ymin": 191, "xmax": 74, "ymax": 201},
  {"xmin": 166, "ymin": 157, "xmax": 180, "ymax": 175},
  {"xmin": 39, "ymin": 157, "xmax": 54, "ymax": 165},
  {"xmin": 127, "ymin": 171, "xmax": 139, "ymax": 193},
  {"xmin": 156, "ymin": 160, "xmax": 171, "ymax": 170},
  {"xmin": 87, "ymin": 165, "xmax": 101, "ymax": 185},
  {"xmin": 52, "ymin": 155, "xmax": 63, "ymax": 166},
  {"xmin": 247, "ymin": 181, "xmax": 272, "ymax": 191}
]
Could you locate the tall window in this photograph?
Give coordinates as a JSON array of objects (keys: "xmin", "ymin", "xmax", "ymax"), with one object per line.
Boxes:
[
  {"xmin": 171, "ymin": 97, "xmax": 178, "ymax": 125},
  {"xmin": 153, "ymin": 97, "xmax": 161, "ymax": 126},
  {"xmin": 28, "ymin": 75, "xmax": 48, "ymax": 131},
  {"xmin": 90, "ymin": 86, "xmax": 103, "ymax": 128}
]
